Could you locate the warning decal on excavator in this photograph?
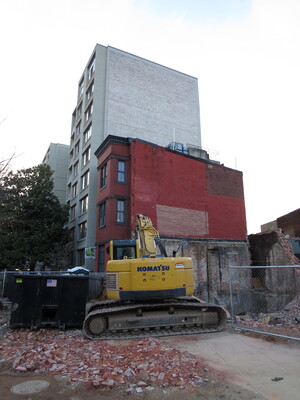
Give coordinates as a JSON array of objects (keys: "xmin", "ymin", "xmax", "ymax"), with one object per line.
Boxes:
[{"xmin": 175, "ymin": 263, "xmax": 185, "ymax": 268}]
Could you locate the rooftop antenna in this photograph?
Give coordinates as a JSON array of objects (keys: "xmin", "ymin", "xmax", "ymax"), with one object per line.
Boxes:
[{"xmin": 173, "ymin": 128, "xmax": 176, "ymax": 150}]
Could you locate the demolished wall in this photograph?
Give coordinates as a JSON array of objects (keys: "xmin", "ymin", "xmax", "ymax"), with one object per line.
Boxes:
[
  {"xmin": 247, "ymin": 230, "xmax": 300, "ymax": 314},
  {"xmin": 164, "ymin": 238, "xmax": 251, "ymax": 309},
  {"xmin": 249, "ymin": 230, "xmax": 300, "ymax": 267}
]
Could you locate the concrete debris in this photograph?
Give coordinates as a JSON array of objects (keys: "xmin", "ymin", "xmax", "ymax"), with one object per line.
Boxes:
[
  {"xmin": 236, "ymin": 294, "xmax": 300, "ymax": 338},
  {"xmin": 0, "ymin": 328, "xmax": 209, "ymax": 391}
]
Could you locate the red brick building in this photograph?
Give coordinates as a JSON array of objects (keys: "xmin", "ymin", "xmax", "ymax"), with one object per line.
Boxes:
[{"xmin": 94, "ymin": 135, "xmax": 247, "ymax": 273}]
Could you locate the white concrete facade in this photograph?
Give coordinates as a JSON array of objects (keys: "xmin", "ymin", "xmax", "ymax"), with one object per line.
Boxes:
[{"xmin": 67, "ymin": 44, "xmax": 202, "ymax": 269}]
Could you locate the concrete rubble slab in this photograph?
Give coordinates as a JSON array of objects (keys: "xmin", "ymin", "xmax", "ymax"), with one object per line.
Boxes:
[{"xmin": 11, "ymin": 379, "xmax": 49, "ymax": 394}]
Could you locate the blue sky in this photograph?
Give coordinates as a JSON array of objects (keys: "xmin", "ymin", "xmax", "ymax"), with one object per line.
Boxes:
[{"xmin": 0, "ymin": 0, "xmax": 299, "ymax": 234}]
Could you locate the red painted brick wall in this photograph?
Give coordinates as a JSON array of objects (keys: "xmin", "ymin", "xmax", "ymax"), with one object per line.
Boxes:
[
  {"xmin": 95, "ymin": 137, "xmax": 248, "ymax": 268},
  {"xmin": 129, "ymin": 140, "xmax": 247, "ymax": 240}
]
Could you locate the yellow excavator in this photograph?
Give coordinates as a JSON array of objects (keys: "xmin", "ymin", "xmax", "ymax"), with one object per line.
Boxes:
[{"xmin": 83, "ymin": 214, "xmax": 227, "ymax": 339}]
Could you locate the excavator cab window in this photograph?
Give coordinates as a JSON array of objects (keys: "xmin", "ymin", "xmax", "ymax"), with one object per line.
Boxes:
[
  {"xmin": 114, "ymin": 246, "xmax": 136, "ymax": 260},
  {"xmin": 109, "ymin": 240, "xmax": 138, "ymax": 260}
]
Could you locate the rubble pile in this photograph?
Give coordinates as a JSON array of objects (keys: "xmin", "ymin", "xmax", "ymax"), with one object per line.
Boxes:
[
  {"xmin": 276, "ymin": 230, "xmax": 300, "ymax": 266},
  {"xmin": 0, "ymin": 329, "xmax": 210, "ymax": 392},
  {"xmin": 237, "ymin": 295, "xmax": 300, "ymax": 338}
]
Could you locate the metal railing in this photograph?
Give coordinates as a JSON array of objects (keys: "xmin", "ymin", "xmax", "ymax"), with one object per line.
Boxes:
[{"xmin": 229, "ymin": 265, "xmax": 300, "ymax": 341}]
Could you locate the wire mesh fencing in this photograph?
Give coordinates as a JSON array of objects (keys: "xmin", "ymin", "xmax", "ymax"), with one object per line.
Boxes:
[{"xmin": 229, "ymin": 265, "xmax": 300, "ymax": 341}]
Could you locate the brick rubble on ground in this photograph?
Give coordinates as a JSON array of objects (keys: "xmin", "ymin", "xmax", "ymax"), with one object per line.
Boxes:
[{"xmin": 0, "ymin": 329, "xmax": 209, "ymax": 391}]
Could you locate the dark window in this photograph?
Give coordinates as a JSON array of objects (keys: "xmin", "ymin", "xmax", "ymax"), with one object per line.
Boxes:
[
  {"xmin": 98, "ymin": 245, "xmax": 105, "ymax": 273},
  {"xmin": 69, "ymin": 227, "xmax": 75, "ymax": 241},
  {"xmin": 72, "ymin": 182, "xmax": 78, "ymax": 198},
  {"xmin": 100, "ymin": 164, "xmax": 107, "ymax": 188},
  {"xmin": 70, "ymin": 204, "xmax": 76, "ymax": 220},
  {"xmin": 117, "ymin": 200, "xmax": 125, "ymax": 224},
  {"xmin": 83, "ymin": 124, "xmax": 92, "ymax": 144},
  {"xmin": 77, "ymin": 249, "xmax": 85, "ymax": 265},
  {"xmin": 117, "ymin": 160, "xmax": 125, "ymax": 183},
  {"xmin": 82, "ymin": 147, "xmax": 90, "ymax": 166},
  {"xmin": 75, "ymin": 140, "xmax": 80, "ymax": 156},
  {"xmin": 79, "ymin": 221, "xmax": 87, "ymax": 239},
  {"xmin": 88, "ymin": 56, "xmax": 95, "ymax": 80},
  {"xmin": 99, "ymin": 202, "xmax": 106, "ymax": 227}
]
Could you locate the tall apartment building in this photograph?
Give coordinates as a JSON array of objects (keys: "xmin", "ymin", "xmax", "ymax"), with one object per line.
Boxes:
[
  {"xmin": 42, "ymin": 143, "xmax": 69, "ymax": 204},
  {"xmin": 67, "ymin": 44, "xmax": 202, "ymax": 269}
]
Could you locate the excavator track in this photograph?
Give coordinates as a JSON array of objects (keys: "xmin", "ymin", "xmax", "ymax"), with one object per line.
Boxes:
[{"xmin": 83, "ymin": 297, "xmax": 227, "ymax": 340}]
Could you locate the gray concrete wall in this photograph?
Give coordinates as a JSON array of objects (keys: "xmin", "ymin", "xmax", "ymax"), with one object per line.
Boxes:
[
  {"xmin": 105, "ymin": 46, "xmax": 201, "ymax": 148},
  {"xmin": 43, "ymin": 143, "xmax": 69, "ymax": 204}
]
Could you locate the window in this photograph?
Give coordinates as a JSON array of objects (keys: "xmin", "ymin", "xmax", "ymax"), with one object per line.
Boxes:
[
  {"xmin": 78, "ymin": 79, "xmax": 84, "ymax": 98},
  {"xmin": 75, "ymin": 140, "xmax": 80, "ymax": 156},
  {"xmin": 82, "ymin": 146, "xmax": 90, "ymax": 166},
  {"xmin": 67, "ymin": 183, "xmax": 71, "ymax": 200},
  {"xmin": 88, "ymin": 56, "xmax": 95, "ymax": 80},
  {"xmin": 86, "ymin": 81, "xmax": 94, "ymax": 101},
  {"xmin": 85, "ymin": 102, "xmax": 93, "ymax": 122},
  {"xmin": 80, "ymin": 195, "xmax": 88, "ymax": 214},
  {"xmin": 97, "ymin": 245, "xmax": 105, "ymax": 272},
  {"xmin": 99, "ymin": 202, "xmax": 106, "ymax": 227},
  {"xmin": 77, "ymin": 102, "xmax": 82, "ymax": 119},
  {"xmin": 76, "ymin": 122, "xmax": 81, "ymax": 136},
  {"xmin": 79, "ymin": 221, "xmax": 87, "ymax": 239},
  {"xmin": 70, "ymin": 204, "xmax": 76, "ymax": 220},
  {"xmin": 117, "ymin": 160, "xmax": 126, "ymax": 183},
  {"xmin": 73, "ymin": 161, "xmax": 79, "ymax": 177},
  {"xmin": 81, "ymin": 170, "xmax": 89, "ymax": 190},
  {"xmin": 72, "ymin": 182, "xmax": 78, "ymax": 198},
  {"xmin": 100, "ymin": 164, "xmax": 107, "ymax": 188},
  {"xmin": 69, "ymin": 227, "xmax": 75, "ymax": 241},
  {"xmin": 117, "ymin": 200, "xmax": 126, "ymax": 224},
  {"xmin": 83, "ymin": 124, "xmax": 92, "ymax": 144},
  {"xmin": 77, "ymin": 249, "xmax": 85, "ymax": 265}
]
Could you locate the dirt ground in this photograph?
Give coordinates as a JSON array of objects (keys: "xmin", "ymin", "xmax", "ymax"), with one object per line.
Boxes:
[
  {"xmin": 0, "ymin": 302, "xmax": 266, "ymax": 400},
  {"xmin": 0, "ymin": 372, "xmax": 266, "ymax": 400},
  {"xmin": 0, "ymin": 357, "xmax": 264, "ymax": 400}
]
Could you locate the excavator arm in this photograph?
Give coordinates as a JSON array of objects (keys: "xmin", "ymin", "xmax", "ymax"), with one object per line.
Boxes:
[{"xmin": 136, "ymin": 214, "xmax": 167, "ymax": 257}]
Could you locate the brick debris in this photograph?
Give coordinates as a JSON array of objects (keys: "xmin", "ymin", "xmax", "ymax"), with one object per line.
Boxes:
[{"xmin": 0, "ymin": 329, "xmax": 210, "ymax": 392}]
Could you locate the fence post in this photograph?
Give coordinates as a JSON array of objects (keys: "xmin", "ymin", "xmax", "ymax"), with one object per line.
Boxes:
[
  {"xmin": 2, "ymin": 269, "xmax": 7, "ymax": 298},
  {"xmin": 228, "ymin": 266, "xmax": 235, "ymax": 328}
]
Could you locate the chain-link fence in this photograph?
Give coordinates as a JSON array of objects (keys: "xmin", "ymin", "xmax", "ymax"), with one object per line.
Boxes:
[{"xmin": 229, "ymin": 265, "xmax": 300, "ymax": 341}]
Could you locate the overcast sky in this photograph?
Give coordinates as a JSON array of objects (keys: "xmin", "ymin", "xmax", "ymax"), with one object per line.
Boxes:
[{"xmin": 0, "ymin": 0, "xmax": 299, "ymax": 235}]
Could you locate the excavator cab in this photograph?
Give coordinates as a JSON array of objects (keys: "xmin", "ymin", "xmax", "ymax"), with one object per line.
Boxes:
[{"xmin": 109, "ymin": 240, "xmax": 140, "ymax": 260}]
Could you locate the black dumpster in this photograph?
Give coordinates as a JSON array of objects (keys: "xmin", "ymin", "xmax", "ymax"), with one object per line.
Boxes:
[{"xmin": 10, "ymin": 274, "xmax": 88, "ymax": 328}]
